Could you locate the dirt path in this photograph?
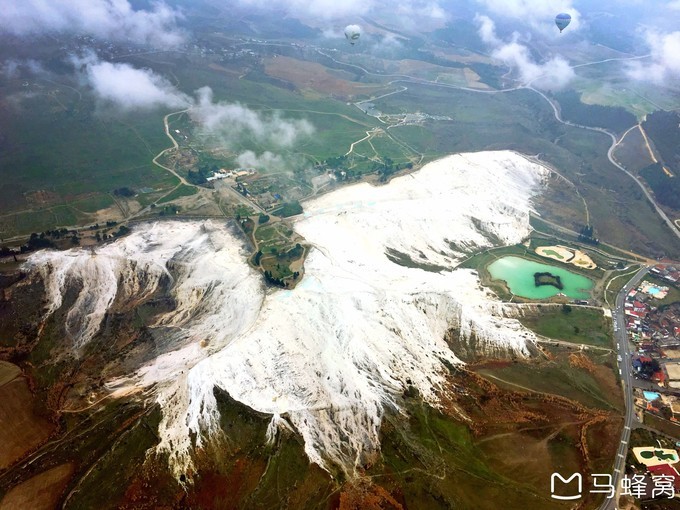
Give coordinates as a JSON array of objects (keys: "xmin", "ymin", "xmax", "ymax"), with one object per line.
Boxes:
[
  {"xmin": 151, "ymin": 109, "xmax": 193, "ymax": 186},
  {"xmin": 530, "ymin": 86, "xmax": 680, "ymax": 242},
  {"xmin": 476, "ymin": 420, "xmax": 587, "ymax": 445},
  {"xmin": 636, "ymin": 124, "xmax": 656, "ymax": 160},
  {"xmin": 530, "ymin": 213, "xmax": 655, "ymax": 264}
]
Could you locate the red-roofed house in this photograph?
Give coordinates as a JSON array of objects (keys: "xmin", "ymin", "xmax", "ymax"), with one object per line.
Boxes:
[
  {"xmin": 626, "ymin": 310, "xmax": 646, "ymax": 320},
  {"xmin": 648, "ymin": 463, "xmax": 680, "ymax": 490},
  {"xmin": 634, "ymin": 301, "xmax": 647, "ymax": 313}
]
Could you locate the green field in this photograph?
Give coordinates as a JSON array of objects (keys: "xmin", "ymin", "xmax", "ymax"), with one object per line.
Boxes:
[
  {"xmin": 3, "ymin": 28, "xmax": 680, "ymax": 261},
  {"xmin": 542, "ymin": 249, "xmax": 565, "ymax": 259},
  {"xmin": 156, "ymin": 184, "xmax": 199, "ymax": 204},
  {"xmin": 517, "ymin": 307, "xmax": 613, "ymax": 348},
  {"xmin": 475, "ymin": 347, "xmax": 622, "ymax": 412},
  {"xmin": 369, "ymin": 82, "xmax": 680, "ymax": 257}
]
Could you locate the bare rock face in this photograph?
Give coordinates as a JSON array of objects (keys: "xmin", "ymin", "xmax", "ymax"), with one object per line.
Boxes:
[{"xmin": 22, "ymin": 151, "xmax": 548, "ymax": 479}]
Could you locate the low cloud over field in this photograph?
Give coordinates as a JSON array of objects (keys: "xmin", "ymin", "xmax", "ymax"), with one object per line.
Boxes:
[
  {"xmin": 68, "ymin": 52, "xmax": 313, "ymax": 170},
  {"xmin": 627, "ymin": 30, "xmax": 680, "ymax": 84},
  {"xmin": 190, "ymin": 86, "xmax": 314, "ymax": 148},
  {"xmin": 71, "ymin": 53, "xmax": 190, "ymax": 111},
  {"xmin": 475, "ymin": 15, "xmax": 574, "ymax": 90},
  {"xmin": 235, "ymin": 0, "xmax": 448, "ymax": 22},
  {"xmin": 0, "ymin": 0, "xmax": 184, "ymax": 47}
]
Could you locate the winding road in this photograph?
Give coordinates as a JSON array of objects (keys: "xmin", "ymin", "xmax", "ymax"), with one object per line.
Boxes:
[
  {"xmin": 600, "ymin": 265, "xmax": 651, "ymax": 510},
  {"xmin": 528, "ymin": 86, "xmax": 680, "ymax": 242},
  {"xmin": 331, "ymin": 45, "xmax": 680, "ymax": 245}
]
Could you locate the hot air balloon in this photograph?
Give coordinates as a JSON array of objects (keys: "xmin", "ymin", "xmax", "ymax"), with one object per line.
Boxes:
[
  {"xmin": 344, "ymin": 25, "xmax": 361, "ymax": 45},
  {"xmin": 555, "ymin": 13, "xmax": 571, "ymax": 33}
]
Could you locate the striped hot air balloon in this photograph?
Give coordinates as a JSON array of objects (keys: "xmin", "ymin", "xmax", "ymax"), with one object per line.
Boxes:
[
  {"xmin": 344, "ymin": 25, "xmax": 361, "ymax": 45},
  {"xmin": 555, "ymin": 13, "xmax": 572, "ymax": 33}
]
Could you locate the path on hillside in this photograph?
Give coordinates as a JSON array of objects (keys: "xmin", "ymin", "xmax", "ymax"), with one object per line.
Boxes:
[
  {"xmin": 528, "ymin": 86, "xmax": 680, "ymax": 242},
  {"xmin": 525, "ymin": 154, "xmax": 590, "ymax": 226},
  {"xmin": 325, "ymin": 45, "xmax": 680, "ymax": 244},
  {"xmin": 637, "ymin": 124, "xmax": 659, "ymax": 164},
  {"xmin": 151, "ymin": 109, "xmax": 192, "ymax": 186},
  {"xmin": 530, "ymin": 213, "xmax": 655, "ymax": 263}
]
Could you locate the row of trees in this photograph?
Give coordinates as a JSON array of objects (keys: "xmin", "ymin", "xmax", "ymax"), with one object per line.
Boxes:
[
  {"xmin": 578, "ymin": 224, "xmax": 599, "ymax": 245},
  {"xmin": 375, "ymin": 158, "xmax": 413, "ymax": 182},
  {"xmin": 187, "ymin": 163, "xmax": 220, "ymax": 185},
  {"xmin": 640, "ymin": 163, "xmax": 680, "ymax": 210}
]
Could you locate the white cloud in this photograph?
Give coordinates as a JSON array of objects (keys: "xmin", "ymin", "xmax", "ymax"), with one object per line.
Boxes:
[
  {"xmin": 236, "ymin": 150, "xmax": 286, "ymax": 171},
  {"xmin": 476, "ymin": 0, "xmax": 580, "ymax": 33},
  {"xmin": 492, "ymin": 43, "xmax": 574, "ymax": 89},
  {"xmin": 235, "ymin": 0, "xmax": 447, "ymax": 24},
  {"xmin": 474, "ymin": 14, "xmax": 501, "ymax": 46},
  {"xmin": 476, "ymin": 16, "xmax": 574, "ymax": 90},
  {"xmin": 71, "ymin": 52, "xmax": 190, "ymax": 110},
  {"xmin": 396, "ymin": 1, "xmax": 448, "ymax": 21},
  {"xmin": 668, "ymin": 0, "xmax": 680, "ymax": 10},
  {"xmin": 627, "ymin": 30, "xmax": 680, "ymax": 84},
  {"xmin": 190, "ymin": 86, "xmax": 314, "ymax": 148},
  {"xmin": 0, "ymin": 59, "xmax": 47, "ymax": 79},
  {"xmin": 0, "ymin": 0, "xmax": 184, "ymax": 47},
  {"xmin": 67, "ymin": 55, "xmax": 313, "ymax": 171},
  {"xmin": 236, "ymin": 0, "xmax": 371, "ymax": 19},
  {"xmin": 370, "ymin": 33, "xmax": 405, "ymax": 57},
  {"xmin": 189, "ymin": 87, "xmax": 314, "ymax": 171}
]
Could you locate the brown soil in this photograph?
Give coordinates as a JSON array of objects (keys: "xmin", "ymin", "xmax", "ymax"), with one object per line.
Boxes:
[
  {"xmin": 339, "ymin": 479, "xmax": 403, "ymax": 510},
  {"xmin": 459, "ymin": 369, "xmax": 620, "ymax": 507},
  {"xmin": 23, "ymin": 190, "xmax": 60, "ymax": 208},
  {"xmin": 264, "ymin": 56, "xmax": 382, "ymax": 99},
  {"xmin": 569, "ymin": 352, "xmax": 597, "ymax": 373},
  {"xmin": 0, "ymin": 373, "xmax": 54, "ymax": 470},
  {"xmin": 0, "ymin": 463, "xmax": 73, "ymax": 510}
]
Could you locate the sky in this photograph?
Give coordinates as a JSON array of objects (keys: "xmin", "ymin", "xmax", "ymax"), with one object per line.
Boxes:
[
  {"xmin": 1, "ymin": 0, "xmax": 680, "ymax": 109},
  {"xmin": 0, "ymin": 0, "xmax": 185, "ymax": 47}
]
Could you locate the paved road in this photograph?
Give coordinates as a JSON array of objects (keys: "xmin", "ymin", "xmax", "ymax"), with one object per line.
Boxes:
[
  {"xmin": 530, "ymin": 86, "xmax": 680, "ymax": 243},
  {"xmin": 600, "ymin": 265, "xmax": 651, "ymax": 510}
]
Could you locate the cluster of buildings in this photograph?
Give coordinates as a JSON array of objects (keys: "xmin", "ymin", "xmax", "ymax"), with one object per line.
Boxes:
[
  {"xmin": 625, "ymin": 274, "xmax": 676, "ymax": 351},
  {"xmin": 651, "ymin": 264, "xmax": 680, "ymax": 286},
  {"xmin": 625, "ymin": 446, "xmax": 680, "ymax": 500},
  {"xmin": 626, "ymin": 265, "xmax": 680, "ymax": 423},
  {"xmin": 635, "ymin": 388, "xmax": 680, "ymax": 422},
  {"xmin": 207, "ymin": 168, "xmax": 256, "ymax": 182}
]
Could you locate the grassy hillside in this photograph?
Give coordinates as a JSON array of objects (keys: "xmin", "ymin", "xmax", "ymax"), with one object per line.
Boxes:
[
  {"xmin": 643, "ymin": 111, "xmax": 680, "ymax": 173},
  {"xmin": 640, "ymin": 163, "xmax": 680, "ymax": 211}
]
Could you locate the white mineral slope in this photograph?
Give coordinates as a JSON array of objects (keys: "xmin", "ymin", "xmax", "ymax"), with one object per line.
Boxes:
[
  {"xmin": 25, "ymin": 150, "xmax": 549, "ymax": 479},
  {"xmin": 25, "ymin": 222, "xmax": 264, "ymax": 349}
]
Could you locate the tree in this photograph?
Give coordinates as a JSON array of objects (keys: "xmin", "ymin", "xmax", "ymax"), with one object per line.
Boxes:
[
  {"xmin": 661, "ymin": 406, "xmax": 673, "ymax": 420},
  {"xmin": 114, "ymin": 225, "xmax": 130, "ymax": 238}
]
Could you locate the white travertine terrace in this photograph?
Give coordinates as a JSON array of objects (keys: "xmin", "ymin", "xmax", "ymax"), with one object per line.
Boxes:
[{"xmin": 26, "ymin": 150, "xmax": 548, "ymax": 478}]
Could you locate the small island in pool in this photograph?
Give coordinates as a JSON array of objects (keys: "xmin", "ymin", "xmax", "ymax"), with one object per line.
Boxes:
[
  {"xmin": 534, "ymin": 272, "xmax": 564, "ymax": 290},
  {"xmin": 486, "ymin": 256, "xmax": 592, "ymax": 299}
]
